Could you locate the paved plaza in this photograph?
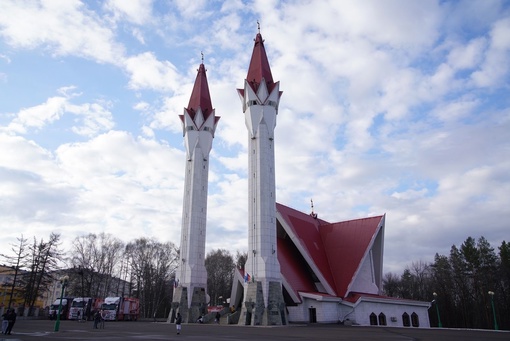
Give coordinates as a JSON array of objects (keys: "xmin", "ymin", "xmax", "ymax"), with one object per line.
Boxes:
[{"xmin": 1, "ymin": 319, "xmax": 508, "ymax": 341}]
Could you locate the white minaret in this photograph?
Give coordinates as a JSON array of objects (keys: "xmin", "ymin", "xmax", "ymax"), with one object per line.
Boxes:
[
  {"xmin": 169, "ymin": 59, "xmax": 220, "ymax": 324},
  {"xmin": 237, "ymin": 28, "xmax": 287, "ymax": 326}
]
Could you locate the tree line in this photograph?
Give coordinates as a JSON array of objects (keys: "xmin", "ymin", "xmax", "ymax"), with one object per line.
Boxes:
[
  {"xmin": 1, "ymin": 232, "xmax": 246, "ymax": 319},
  {"xmin": 383, "ymin": 236, "xmax": 509, "ymax": 330}
]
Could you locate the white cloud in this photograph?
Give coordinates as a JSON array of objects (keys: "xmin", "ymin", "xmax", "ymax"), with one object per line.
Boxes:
[
  {"xmin": 471, "ymin": 17, "xmax": 510, "ymax": 87},
  {"xmin": 4, "ymin": 97, "xmax": 67, "ymax": 134},
  {"xmin": 447, "ymin": 37, "xmax": 486, "ymax": 71},
  {"xmin": 104, "ymin": 0, "xmax": 153, "ymax": 25},
  {"xmin": 0, "ymin": 0, "xmax": 125, "ymax": 65},
  {"xmin": 2, "ymin": 88, "xmax": 114, "ymax": 137},
  {"xmin": 124, "ymin": 52, "xmax": 182, "ymax": 92}
]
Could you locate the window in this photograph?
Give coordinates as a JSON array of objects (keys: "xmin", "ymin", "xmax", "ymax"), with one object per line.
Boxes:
[
  {"xmin": 369, "ymin": 313, "xmax": 378, "ymax": 325},
  {"xmin": 402, "ymin": 312, "xmax": 410, "ymax": 327},
  {"xmin": 411, "ymin": 312, "xmax": 419, "ymax": 327},
  {"xmin": 378, "ymin": 313, "xmax": 387, "ymax": 326}
]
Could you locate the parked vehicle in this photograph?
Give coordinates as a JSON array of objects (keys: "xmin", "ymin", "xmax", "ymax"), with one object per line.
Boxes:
[
  {"xmin": 69, "ymin": 297, "xmax": 104, "ymax": 320},
  {"xmin": 49, "ymin": 297, "xmax": 73, "ymax": 320},
  {"xmin": 101, "ymin": 297, "xmax": 139, "ymax": 321}
]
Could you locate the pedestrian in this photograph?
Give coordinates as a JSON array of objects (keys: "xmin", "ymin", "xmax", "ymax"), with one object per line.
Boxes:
[
  {"xmin": 77, "ymin": 310, "xmax": 81, "ymax": 322},
  {"xmin": 100, "ymin": 309, "xmax": 105, "ymax": 329},
  {"xmin": 175, "ymin": 313, "xmax": 182, "ymax": 335},
  {"xmin": 1, "ymin": 309, "xmax": 8, "ymax": 334},
  {"xmin": 5, "ymin": 309, "xmax": 16, "ymax": 335},
  {"xmin": 93, "ymin": 310, "xmax": 101, "ymax": 329},
  {"xmin": 215, "ymin": 311, "xmax": 220, "ymax": 324}
]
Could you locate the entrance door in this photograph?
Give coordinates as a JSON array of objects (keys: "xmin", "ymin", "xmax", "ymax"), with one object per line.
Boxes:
[{"xmin": 308, "ymin": 307, "xmax": 317, "ymax": 323}]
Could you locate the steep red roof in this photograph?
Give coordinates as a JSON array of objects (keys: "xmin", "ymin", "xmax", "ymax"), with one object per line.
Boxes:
[
  {"xmin": 320, "ymin": 216, "xmax": 383, "ymax": 297},
  {"xmin": 278, "ymin": 236, "xmax": 316, "ymax": 299},
  {"xmin": 245, "ymin": 33, "xmax": 276, "ymax": 94},
  {"xmin": 276, "ymin": 202, "xmax": 383, "ymax": 299},
  {"xmin": 276, "ymin": 203, "xmax": 335, "ymax": 292},
  {"xmin": 185, "ymin": 63, "xmax": 215, "ymax": 121}
]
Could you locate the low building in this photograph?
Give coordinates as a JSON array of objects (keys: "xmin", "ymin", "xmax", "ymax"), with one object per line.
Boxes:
[{"xmin": 231, "ymin": 203, "xmax": 430, "ymax": 327}]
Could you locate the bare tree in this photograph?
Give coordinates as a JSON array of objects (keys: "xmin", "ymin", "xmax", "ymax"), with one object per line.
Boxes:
[
  {"xmin": 22, "ymin": 233, "xmax": 62, "ymax": 315},
  {"xmin": 0, "ymin": 234, "xmax": 28, "ymax": 309},
  {"xmin": 205, "ymin": 249, "xmax": 235, "ymax": 306},
  {"xmin": 125, "ymin": 238, "xmax": 179, "ymax": 318},
  {"xmin": 69, "ymin": 233, "xmax": 125, "ymax": 298}
]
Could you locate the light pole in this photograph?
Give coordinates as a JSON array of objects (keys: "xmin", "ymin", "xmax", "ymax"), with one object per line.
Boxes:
[
  {"xmin": 54, "ymin": 275, "xmax": 69, "ymax": 332},
  {"xmin": 432, "ymin": 292, "xmax": 442, "ymax": 328},
  {"xmin": 488, "ymin": 291, "xmax": 498, "ymax": 330}
]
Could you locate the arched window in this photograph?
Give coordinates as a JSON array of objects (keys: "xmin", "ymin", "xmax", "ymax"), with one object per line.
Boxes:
[
  {"xmin": 402, "ymin": 312, "xmax": 410, "ymax": 327},
  {"xmin": 369, "ymin": 312, "xmax": 378, "ymax": 325},
  {"xmin": 378, "ymin": 313, "xmax": 387, "ymax": 326},
  {"xmin": 411, "ymin": 312, "xmax": 419, "ymax": 327}
]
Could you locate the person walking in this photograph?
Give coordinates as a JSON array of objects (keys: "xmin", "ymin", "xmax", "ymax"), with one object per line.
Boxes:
[
  {"xmin": 1, "ymin": 309, "xmax": 9, "ymax": 334},
  {"xmin": 5, "ymin": 309, "xmax": 16, "ymax": 335},
  {"xmin": 93, "ymin": 310, "xmax": 101, "ymax": 329},
  {"xmin": 175, "ymin": 313, "xmax": 182, "ymax": 335},
  {"xmin": 100, "ymin": 309, "xmax": 105, "ymax": 329}
]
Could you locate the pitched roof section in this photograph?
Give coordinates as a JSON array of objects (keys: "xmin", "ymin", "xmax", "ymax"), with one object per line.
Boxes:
[
  {"xmin": 320, "ymin": 216, "xmax": 383, "ymax": 297},
  {"xmin": 276, "ymin": 202, "xmax": 384, "ymax": 299},
  {"xmin": 185, "ymin": 63, "xmax": 214, "ymax": 121},
  {"xmin": 277, "ymin": 236, "xmax": 316, "ymax": 300},
  {"xmin": 246, "ymin": 33, "xmax": 276, "ymax": 94},
  {"xmin": 276, "ymin": 203, "xmax": 335, "ymax": 294}
]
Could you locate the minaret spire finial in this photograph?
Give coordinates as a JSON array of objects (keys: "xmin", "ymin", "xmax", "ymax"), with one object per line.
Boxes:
[
  {"xmin": 257, "ymin": 20, "xmax": 260, "ymax": 33},
  {"xmin": 201, "ymin": 51, "xmax": 204, "ymax": 64},
  {"xmin": 310, "ymin": 199, "xmax": 318, "ymax": 219}
]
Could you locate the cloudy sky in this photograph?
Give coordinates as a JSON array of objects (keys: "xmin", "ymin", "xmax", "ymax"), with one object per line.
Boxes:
[{"xmin": 1, "ymin": 0, "xmax": 509, "ymax": 274}]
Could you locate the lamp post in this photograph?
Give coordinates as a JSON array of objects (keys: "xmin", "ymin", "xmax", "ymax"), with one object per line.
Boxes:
[
  {"xmin": 432, "ymin": 292, "xmax": 442, "ymax": 328},
  {"xmin": 54, "ymin": 275, "xmax": 69, "ymax": 332},
  {"xmin": 488, "ymin": 291, "xmax": 498, "ymax": 330}
]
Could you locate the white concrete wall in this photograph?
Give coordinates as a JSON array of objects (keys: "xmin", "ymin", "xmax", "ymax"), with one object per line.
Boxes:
[{"xmin": 351, "ymin": 301, "xmax": 430, "ymax": 328}]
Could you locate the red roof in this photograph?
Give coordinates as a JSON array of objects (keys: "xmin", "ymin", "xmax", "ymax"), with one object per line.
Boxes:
[
  {"xmin": 276, "ymin": 204, "xmax": 335, "ymax": 293},
  {"xmin": 320, "ymin": 216, "xmax": 383, "ymax": 297},
  {"xmin": 276, "ymin": 202, "xmax": 383, "ymax": 299},
  {"xmin": 278, "ymin": 236, "xmax": 316, "ymax": 297},
  {"xmin": 245, "ymin": 33, "xmax": 276, "ymax": 94},
  {"xmin": 183, "ymin": 63, "xmax": 216, "ymax": 123}
]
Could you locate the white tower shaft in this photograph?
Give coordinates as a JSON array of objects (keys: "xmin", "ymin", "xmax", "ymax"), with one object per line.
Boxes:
[
  {"xmin": 237, "ymin": 31, "xmax": 286, "ymax": 326},
  {"xmin": 244, "ymin": 83, "xmax": 282, "ymax": 305},
  {"xmin": 170, "ymin": 62, "xmax": 219, "ymax": 324}
]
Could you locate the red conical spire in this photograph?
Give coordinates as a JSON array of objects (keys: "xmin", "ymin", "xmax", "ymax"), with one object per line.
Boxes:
[
  {"xmin": 246, "ymin": 32, "xmax": 276, "ymax": 94},
  {"xmin": 186, "ymin": 62, "xmax": 214, "ymax": 120}
]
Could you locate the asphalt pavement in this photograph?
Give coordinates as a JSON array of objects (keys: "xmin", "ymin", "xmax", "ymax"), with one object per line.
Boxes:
[{"xmin": 1, "ymin": 319, "xmax": 508, "ymax": 341}]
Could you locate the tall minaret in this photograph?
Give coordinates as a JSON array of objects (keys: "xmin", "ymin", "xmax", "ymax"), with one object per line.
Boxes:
[
  {"xmin": 169, "ymin": 57, "xmax": 220, "ymax": 324},
  {"xmin": 237, "ymin": 27, "xmax": 286, "ymax": 326}
]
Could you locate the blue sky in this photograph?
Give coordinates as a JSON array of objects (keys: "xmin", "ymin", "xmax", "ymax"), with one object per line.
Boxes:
[{"xmin": 1, "ymin": 0, "xmax": 509, "ymax": 274}]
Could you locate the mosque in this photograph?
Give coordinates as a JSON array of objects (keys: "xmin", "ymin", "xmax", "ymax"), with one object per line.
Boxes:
[{"xmin": 169, "ymin": 28, "xmax": 431, "ymax": 328}]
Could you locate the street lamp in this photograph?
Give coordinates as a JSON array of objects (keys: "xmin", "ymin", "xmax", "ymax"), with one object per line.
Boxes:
[
  {"xmin": 54, "ymin": 275, "xmax": 69, "ymax": 332},
  {"xmin": 432, "ymin": 292, "xmax": 442, "ymax": 328},
  {"xmin": 488, "ymin": 291, "xmax": 499, "ymax": 330}
]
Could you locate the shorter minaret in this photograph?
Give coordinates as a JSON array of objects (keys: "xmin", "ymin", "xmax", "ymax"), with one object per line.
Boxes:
[{"xmin": 169, "ymin": 56, "xmax": 220, "ymax": 324}]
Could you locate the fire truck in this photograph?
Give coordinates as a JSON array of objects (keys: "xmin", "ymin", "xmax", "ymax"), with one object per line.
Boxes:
[
  {"xmin": 48, "ymin": 297, "xmax": 73, "ymax": 320},
  {"xmin": 69, "ymin": 297, "xmax": 103, "ymax": 320},
  {"xmin": 101, "ymin": 297, "xmax": 139, "ymax": 321}
]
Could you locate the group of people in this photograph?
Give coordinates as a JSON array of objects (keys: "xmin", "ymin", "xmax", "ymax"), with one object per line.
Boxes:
[
  {"xmin": 1, "ymin": 308, "xmax": 17, "ymax": 335},
  {"xmin": 93, "ymin": 309, "xmax": 105, "ymax": 329}
]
